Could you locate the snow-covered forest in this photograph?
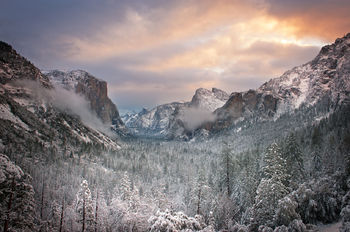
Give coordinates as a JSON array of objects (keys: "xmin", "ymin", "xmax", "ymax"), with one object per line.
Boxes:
[{"xmin": 1, "ymin": 103, "xmax": 350, "ymax": 231}]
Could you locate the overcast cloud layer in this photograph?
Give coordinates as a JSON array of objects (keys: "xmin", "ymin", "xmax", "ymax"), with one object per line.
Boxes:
[{"xmin": 1, "ymin": 0, "xmax": 349, "ymax": 112}]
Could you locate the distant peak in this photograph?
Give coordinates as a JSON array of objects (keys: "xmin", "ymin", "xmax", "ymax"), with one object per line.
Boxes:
[
  {"xmin": 139, "ymin": 108, "xmax": 149, "ymax": 115},
  {"xmin": 212, "ymin": 87, "xmax": 227, "ymax": 94},
  {"xmin": 194, "ymin": 88, "xmax": 211, "ymax": 95},
  {"xmin": 69, "ymin": 69, "xmax": 89, "ymax": 75}
]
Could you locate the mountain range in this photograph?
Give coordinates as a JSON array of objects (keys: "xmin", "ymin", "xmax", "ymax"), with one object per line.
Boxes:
[
  {"xmin": 1, "ymin": 33, "xmax": 349, "ymax": 144},
  {"xmin": 122, "ymin": 33, "xmax": 350, "ymax": 139}
]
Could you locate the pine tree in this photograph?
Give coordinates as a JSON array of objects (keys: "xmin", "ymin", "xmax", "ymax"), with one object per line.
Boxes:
[
  {"xmin": 219, "ymin": 142, "xmax": 234, "ymax": 196},
  {"xmin": 190, "ymin": 172, "xmax": 212, "ymax": 216},
  {"xmin": 312, "ymin": 148, "xmax": 322, "ymax": 174},
  {"xmin": 76, "ymin": 179, "xmax": 94, "ymax": 232},
  {"xmin": 262, "ymin": 143, "xmax": 289, "ymax": 183},
  {"xmin": 274, "ymin": 196, "xmax": 300, "ymax": 226},
  {"xmin": 94, "ymin": 190, "xmax": 108, "ymax": 232},
  {"xmin": 149, "ymin": 210, "xmax": 203, "ymax": 231},
  {"xmin": 282, "ymin": 133, "xmax": 304, "ymax": 188},
  {"xmin": 151, "ymin": 184, "xmax": 168, "ymax": 210},
  {"xmin": 94, "ymin": 190, "xmax": 99, "ymax": 232},
  {"xmin": 120, "ymin": 172, "xmax": 132, "ymax": 201},
  {"xmin": 0, "ymin": 154, "xmax": 35, "ymax": 232},
  {"xmin": 59, "ymin": 197, "xmax": 65, "ymax": 232},
  {"xmin": 252, "ymin": 143, "xmax": 290, "ymax": 227},
  {"xmin": 340, "ymin": 179, "xmax": 350, "ymax": 232}
]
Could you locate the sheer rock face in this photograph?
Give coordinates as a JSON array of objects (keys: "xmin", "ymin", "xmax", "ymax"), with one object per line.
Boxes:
[
  {"xmin": 45, "ymin": 70, "xmax": 124, "ymax": 128},
  {"xmin": 75, "ymin": 74, "xmax": 123, "ymax": 126}
]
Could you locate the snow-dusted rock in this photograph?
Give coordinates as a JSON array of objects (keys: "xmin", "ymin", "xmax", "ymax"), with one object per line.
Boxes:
[
  {"xmin": 0, "ymin": 41, "xmax": 121, "ymax": 153},
  {"xmin": 204, "ymin": 33, "xmax": 350, "ymax": 132},
  {"xmin": 44, "ymin": 70, "xmax": 124, "ymax": 127},
  {"xmin": 190, "ymin": 88, "xmax": 229, "ymax": 112}
]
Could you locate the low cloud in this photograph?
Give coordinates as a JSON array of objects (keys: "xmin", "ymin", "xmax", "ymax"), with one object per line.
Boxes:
[
  {"xmin": 180, "ymin": 107, "xmax": 216, "ymax": 131},
  {"xmin": 14, "ymin": 80, "xmax": 114, "ymax": 137}
]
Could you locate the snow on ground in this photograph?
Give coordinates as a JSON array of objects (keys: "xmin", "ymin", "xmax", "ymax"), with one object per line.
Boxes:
[{"xmin": 317, "ymin": 222, "xmax": 341, "ymax": 232}]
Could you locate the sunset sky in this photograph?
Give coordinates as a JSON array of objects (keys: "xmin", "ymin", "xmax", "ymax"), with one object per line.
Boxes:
[{"xmin": 1, "ymin": 0, "xmax": 350, "ymax": 113}]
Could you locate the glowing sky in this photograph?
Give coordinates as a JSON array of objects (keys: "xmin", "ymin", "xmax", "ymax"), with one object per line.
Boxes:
[{"xmin": 1, "ymin": 0, "xmax": 349, "ymax": 112}]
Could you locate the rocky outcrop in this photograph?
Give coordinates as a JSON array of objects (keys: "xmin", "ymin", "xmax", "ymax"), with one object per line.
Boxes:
[
  {"xmin": 123, "ymin": 102, "xmax": 186, "ymax": 137},
  {"xmin": 258, "ymin": 33, "xmax": 350, "ymax": 110},
  {"xmin": 189, "ymin": 88, "xmax": 229, "ymax": 112},
  {"xmin": 0, "ymin": 41, "xmax": 51, "ymax": 87},
  {"xmin": 201, "ymin": 90, "xmax": 279, "ymax": 131},
  {"xmin": 45, "ymin": 70, "xmax": 125, "ymax": 129}
]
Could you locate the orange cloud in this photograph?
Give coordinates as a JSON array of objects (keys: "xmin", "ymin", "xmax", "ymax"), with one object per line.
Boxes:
[
  {"xmin": 265, "ymin": 0, "xmax": 350, "ymax": 41},
  {"xmin": 58, "ymin": 0, "xmax": 349, "ymax": 99},
  {"xmin": 136, "ymin": 14, "xmax": 323, "ymax": 73},
  {"xmin": 60, "ymin": 0, "xmax": 266, "ymax": 62}
]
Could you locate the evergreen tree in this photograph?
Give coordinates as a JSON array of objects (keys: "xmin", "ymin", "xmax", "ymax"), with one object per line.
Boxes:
[
  {"xmin": 282, "ymin": 133, "xmax": 304, "ymax": 188},
  {"xmin": 233, "ymin": 159, "xmax": 259, "ymax": 216},
  {"xmin": 190, "ymin": 172, "xmax": 212, "ymax": 216},
  {"xmin": 94, "ymin": 190, "xmax": 108, "ymax": 232},
  {"xmin": 0, "ymin": 154, "xmax": 35, "ymax": 232},
  {"xmin": 151, "ymin": 184, "xmax": 168, "ymax": 210},
  {"xmin": 252, "ymin": 143, "xmax": 290, "ymax": 227},
  {"xmin": 59, "ymin": 197, "xmax": 65, "ymax": 232},
  {"xmin": 120, "ymin": 172, "xmax": 132, "ymax": 201},
  {"xmin": 274, "ymin": 196, "xmax": 300, "ymax": 226},
  {"xmin": 340, "ymin": 179, "xmax": 350, "ymax": 232},
  {"xmin": 262, "ymin": 143, "xmax": 289, "ymax": 184},
  {"xmin": 312, "ymin": 148, "xmax": 322, "ymax": 174},
  {"xmin": 219, "ymin": 142, "xmax": 234, "ymax": 196},
  {"xmin": 76, "ymin": 179, "xmax": 94, "ymax": 232},
  {"xmin": 148, "ymin": 210, "xmax": 204, "ymax": 231}
]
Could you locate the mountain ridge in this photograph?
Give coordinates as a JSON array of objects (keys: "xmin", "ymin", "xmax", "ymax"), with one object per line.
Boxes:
[
  {"xmin": 205, "ymin": 33, "xmax": 350, "ymax": 132},
  {"xmin": 0, "ymin": 41, "xmax": 121, "ymax": 157}
]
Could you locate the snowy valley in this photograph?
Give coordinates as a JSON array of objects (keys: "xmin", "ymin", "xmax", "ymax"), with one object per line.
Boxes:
[{"xmin": 0, "ymin": 31, "xmax": 350, "ymax": 232}]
